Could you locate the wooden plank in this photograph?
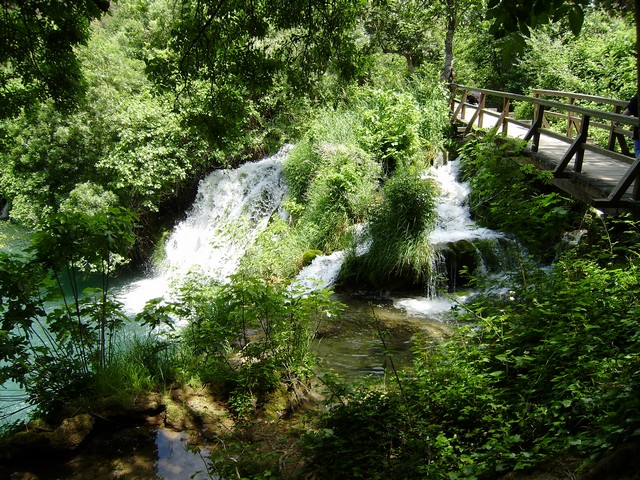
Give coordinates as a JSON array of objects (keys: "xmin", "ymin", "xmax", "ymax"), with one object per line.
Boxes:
[
  {"xmin": 450, "ymin": 86, "xmax": 640, "ymax": 214},
  {"xmin": 582, "ymin": 143, "xmax": 635, "ymax": 165}
]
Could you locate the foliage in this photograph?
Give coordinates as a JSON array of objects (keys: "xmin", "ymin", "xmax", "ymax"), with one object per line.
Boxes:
[
  {"xmin": 0, "ymin": 0, "xmax": 210, "ymax": 227},
  {"xmin": 144, "ymin": 0, "xmax": 367, "ymax": 145},
  {"xmin": 0, "ymin": 207, "xmax": 139, "ymax": 417},
  {"xmin": 91, "ymin": 335, "xmax": 179, "ymax": 402},
  {"xmin": 273, "ymin": 70, "xmax": 447, "ymax": 286},
  {"xmin": 0, "ymin": 0, "xmax": 110, "ymax": 117},
  {"xmin": 305, "ymin": 217, "xmax": 640, "ymax": 478},
  {"xmin": 457, "ymin": 132, "xmax": 587, "ymax": 260},
  {"xmin": 364, "ymin": 0, "xmax": 443, "ymax": 72},
  {"xmin": 456, "ymin": 8, "xmax": 635, "ymax": 100},
  {"xmin": 487, "ymin": 0, "xmax": 589, "ymax": 39},
  {"xmin": 0, "ymin": 103, "xmax": 106, "ymax": 225},
  {"xmin": 356, "ymin": 87, "xmax": 431, "ymax": 175},
  {"xmin": 95, "ymin": 93, "xmax": 208, "ymax": 211},
  {"xmin": 343, "ymin": 169, "xmax": 439, "ymax": 289},
  {"xmin": 139, "ymin": 273, "xmax": 344, "ymax": 416}
]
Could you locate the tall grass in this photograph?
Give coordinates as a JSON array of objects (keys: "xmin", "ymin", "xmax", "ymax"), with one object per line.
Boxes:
[
  {"xmin": 91, "ymin": 335, "xmax": 179, "ymax": 403},
  {"xmin": 343, "ymin": 170, "xmax": 439, "ymax": 289}
]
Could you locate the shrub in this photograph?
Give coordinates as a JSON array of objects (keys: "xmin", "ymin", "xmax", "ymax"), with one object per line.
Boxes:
[
  {"xmin": 344, "ymin": 169, "xmax": 439, "ymax": 289},
  {"xmin": 140, "ymin": 273, "xmax": 344, "ymax": 416},
  {"xmin": 458, "ymin": 132, "xmax": 587, "ymax": 260},
  {"xmin": 0, "ymin": 208, "xmax": 138, "ymax": 418},
  {"xmin": 306, "ymin": 232, "xmax": 640, "ymax": 478}
]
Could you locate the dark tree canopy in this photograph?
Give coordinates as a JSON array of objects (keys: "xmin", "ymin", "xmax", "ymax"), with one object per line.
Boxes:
[
  {"xmin": 487, "ymin": 0, "xmax": 589, "ymax": 37},
  {"xmin": 0, "ymin": 0, "xmax": 110, "ymax": 117}
]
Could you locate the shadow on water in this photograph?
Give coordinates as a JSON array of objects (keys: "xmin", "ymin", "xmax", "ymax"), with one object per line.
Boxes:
[{"xmin": 4, "ymin": 423, "xmax": 217, "ymax": 480}]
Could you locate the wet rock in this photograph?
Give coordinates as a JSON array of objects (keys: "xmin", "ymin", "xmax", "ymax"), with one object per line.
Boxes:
[
  {"xmin": 10, "ymin": 472, "xmax": 40, "ymax": 480},
  {"xmin": 50, "ymin": 414, "xmax": 95, "ymax": 450},
  {"xmin": 0, "ymin": 429, "xmax": 53, "ymax": 462},
  {"xmin": 164, "ymin": 385, "xmax": 234, "ymax": 436}
]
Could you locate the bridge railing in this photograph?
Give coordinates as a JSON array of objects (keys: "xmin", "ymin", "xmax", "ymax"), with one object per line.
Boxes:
[
  {"xmin": 450, "ymin": 83, "xmax": 640, "ymax": 205},
  {"xmin": 531, "ymin": 89, "xmax": 630, "ymax": 155}
]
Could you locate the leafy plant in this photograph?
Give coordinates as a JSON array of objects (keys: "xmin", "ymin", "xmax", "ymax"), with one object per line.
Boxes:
[
  {"xmin": 0, "ymin": 207, "xmax": 138, "ymax": 418},
  {"xmin": 458, "ymin": 132, "xmax": 587, "ymax": 260},
  {"xmin": 140, "ymin": 273, "xmax": 344, "ymax": 417}
]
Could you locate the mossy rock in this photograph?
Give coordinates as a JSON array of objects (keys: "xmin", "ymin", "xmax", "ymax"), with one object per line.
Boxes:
[{"xmin": 301, "ymin": 249, "xmax": 323, "ymax": 267}]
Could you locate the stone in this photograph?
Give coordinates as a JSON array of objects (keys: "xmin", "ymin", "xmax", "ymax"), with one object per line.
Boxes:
[{"xmin": 50, "ymin": 414, "xmax": 95, "ymax": 450}]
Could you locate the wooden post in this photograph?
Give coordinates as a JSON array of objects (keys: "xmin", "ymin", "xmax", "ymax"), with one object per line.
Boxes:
[
  {"xmin": 573, "ymin": 114, "xmax": 589, "ymax": 172},
  {"xmin": 495, "ymin": 97, "xmax": 511, "ymax": 135},
  {"xmin": 461, "ymin": 89, "xmax": 468, "ymax": 119},
  {"xmin": 449, "ymin": 83, "xmax": 458, "ymax": 111},
  {"xmin": 523, "ymin": 104, "xmax": 545, "ymax": 152},
  {"xmin": 607, "ymin": 105, "xmax": 620, "ymax": 151},
  {"xmin": 477, "ymin": 92, "xmax": 486, "ymax": 128},
  {"xmin": 567, "ymin": 97, "xmax": 576, "ymax": 137},
  {"xmin": 606, "ymin": 156, "xmax": 640, "ymax": 202},
  {"xmin": 556, "ymin": 114, "xmax": 590, "ymax": 175}
]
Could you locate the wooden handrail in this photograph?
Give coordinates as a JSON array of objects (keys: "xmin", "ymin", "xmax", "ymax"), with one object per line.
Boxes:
[
  {"xmin": 450, "ymin": 84, "xmax": 640, "ymax": 206},
  {"xmin": 453, "ymin": 84, "xmax": 637, "ymax": 125},
  {"xmin": 531, "ymin": 88, "xmax": 628, "ymax": 108}
]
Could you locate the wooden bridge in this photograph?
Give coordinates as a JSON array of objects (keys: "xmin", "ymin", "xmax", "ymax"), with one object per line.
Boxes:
[{"xmin": 449, "ymin": 84, "xmax": 640, "ymax": 215}]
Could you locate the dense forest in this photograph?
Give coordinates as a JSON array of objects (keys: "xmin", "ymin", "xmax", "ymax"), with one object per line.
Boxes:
[{"xmin": 2, "ymin": 0, "xmax": 640, "ymax": 478}]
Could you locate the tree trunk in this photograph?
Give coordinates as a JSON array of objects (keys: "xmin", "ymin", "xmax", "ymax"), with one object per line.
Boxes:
[{"xmin": 441, "ymin": 2, "xmax": 457, "ymax": 82}]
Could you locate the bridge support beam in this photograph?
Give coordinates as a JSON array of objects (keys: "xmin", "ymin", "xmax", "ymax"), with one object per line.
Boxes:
[
  {"xmin": 555, "ymin": 115, "xmax": 590, "ymax": 175},
  {"xmin": 523, "ymin": 105, "xmax": 544, "ymax": 152}
]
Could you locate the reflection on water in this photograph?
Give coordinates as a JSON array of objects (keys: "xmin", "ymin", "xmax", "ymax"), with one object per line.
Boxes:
[
  {"xmin": 156, "ymin": 429, "xmax": 216, "ymax": 480},
  {"xmin": 314, "ymin": 295, "xmax": 454, "ymax": 379}
]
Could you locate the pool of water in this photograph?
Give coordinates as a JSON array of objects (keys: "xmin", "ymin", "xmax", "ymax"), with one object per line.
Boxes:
[{"xmin": 2, "ymin": 292, "xmax": 456, "ymax": 479}]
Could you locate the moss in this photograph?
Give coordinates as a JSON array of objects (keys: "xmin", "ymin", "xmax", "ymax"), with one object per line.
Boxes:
[{"xmin": 301, "ymin": 249, "xmax": 323, "ymax": 267}]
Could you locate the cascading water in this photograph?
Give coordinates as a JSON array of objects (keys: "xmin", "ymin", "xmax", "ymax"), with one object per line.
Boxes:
[
  {"xmin": 297, "ymin": 156, "xmax": 511, "ymax": 314},
  {"xmin": 426, "ymin": 158, "xmax": 501, "ymax": 245},
  {"xmin": 1, "ymin": 147, "xmax": 517, "ymax": 479},
  {"xmin": 118, "ymin": 145, "xmax": 293, "ymax": 313}
]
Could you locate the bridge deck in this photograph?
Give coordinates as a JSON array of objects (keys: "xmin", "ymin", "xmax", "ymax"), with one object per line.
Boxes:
[{"xmin": 455, "ymin": 103, "xmax": 640, "ymax": 214}]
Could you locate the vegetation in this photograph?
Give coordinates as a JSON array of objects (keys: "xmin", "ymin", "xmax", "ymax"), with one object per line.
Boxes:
[
  {"xmin": 2, "ymin": 1, "xmax": 640, "ymax": 479},
  {"xmin": 0, "ymin": 207, "xmax": 141, "ymax": 418},
  {"xmin": 458, "ymin": 132, "xmax": 589, "ymax": 260},
  {"xmin": 303, "ymin": 137, "xmax": 640, "ymax": 479}
]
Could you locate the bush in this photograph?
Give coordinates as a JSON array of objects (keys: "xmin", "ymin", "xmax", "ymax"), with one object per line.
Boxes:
[
  {"xmin": 458, "ymin": 132, "xmax": 587, "ymax": 260},
  {"xmin": 306, "ymin": 230, "xmax": 640, "ymax": 478},
  {"xmin": 0, "ymin": 208, "xmax": 139, "ymax": 418},
  {"xmin": 140, "ymin": 273, "xmax": 344, "ymax": 416},
  {"xmin": 356, "ymin": 88, "xmax": 426, "ymax": 175},
  {"xmin": 344, "ymin": 169, "xmax": 439, "ymax": 289}
]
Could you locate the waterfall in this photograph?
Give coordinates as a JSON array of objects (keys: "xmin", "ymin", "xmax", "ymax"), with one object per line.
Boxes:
[
  {"xmin": 118, "ymin": 145, "xmax": 292, "ymax": 313},
  {"xmin": 163, "ymin": 146, "xmax": 291, "ymax": 279},
  {"xmin": 425, "ymin": 158, "xmax": 501, "ymax": 246},
  {"xmin": 119, "ymin": 150, "xmax": 507, "ymax": 315}
]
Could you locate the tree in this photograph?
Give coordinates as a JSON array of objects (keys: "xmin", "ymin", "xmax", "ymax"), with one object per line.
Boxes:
[
  {"xmin": 431, "ymin": 0, "xmax": 486, "ymax": 82},
  {"xmin": 486, "ymin": 0, "xmax": 640, "ymax": 106},
  {"xmin": 364, "ymin": 0, "xmax": 441, "ymax": 73},
  {"xmin": 363, "ymin": 0, "xmax": 484, "ymax": 80},
  {"xmin": 0, "ymin": 0, "xmax": 110, "ymax": 117},
  {"xmin": 145, "ymin": 0, "xmax": 366, "ymax": 144}
]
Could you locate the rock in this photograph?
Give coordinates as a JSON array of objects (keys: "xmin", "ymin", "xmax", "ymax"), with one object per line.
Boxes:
[
  {"xmin": 10, "ymin": 473, "xmax": 40, "ymax": 480},
  {"xmin": 164, "ymin": 386, "xmax": 234, "ymax": 435},
  {"xmin": 50, "ymin": 414, "xmax": 95, "ymax": 450}
]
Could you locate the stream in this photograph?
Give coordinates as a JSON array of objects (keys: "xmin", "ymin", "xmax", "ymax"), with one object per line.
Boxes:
[{"xmin": 1, "ymin": 145, "xmax": 512, "ymax": 479}]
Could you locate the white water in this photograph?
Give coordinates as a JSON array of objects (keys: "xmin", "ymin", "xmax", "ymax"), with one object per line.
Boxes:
[
  {"xmin": 118, "ymin": 145, "xmax": 292, "ymax": 313},
  {"xmin": 425, "ymin": 158, "xmax": 502, "ymax": 246},
  {"xmin": 117, "ymin": 150, "xmax": 505, "ymax": 321}
]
